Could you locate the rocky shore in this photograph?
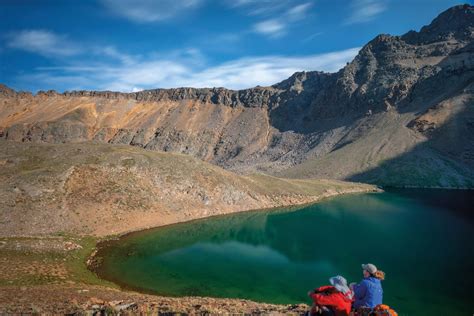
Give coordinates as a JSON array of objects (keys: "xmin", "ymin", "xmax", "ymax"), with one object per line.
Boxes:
[{"xmin": 0, "ymin": 284, "xmax": 310, "ymax": 315}]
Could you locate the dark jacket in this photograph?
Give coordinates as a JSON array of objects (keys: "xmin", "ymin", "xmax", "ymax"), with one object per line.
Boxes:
[{"xmin": 353, "ymin": 276, "xmax": 383, "ymax": 309}]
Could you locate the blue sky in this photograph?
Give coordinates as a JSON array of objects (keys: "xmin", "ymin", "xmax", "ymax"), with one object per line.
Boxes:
[{"xmin": 0, "ymin": 0, "xmax": 469, "ymax": 92}]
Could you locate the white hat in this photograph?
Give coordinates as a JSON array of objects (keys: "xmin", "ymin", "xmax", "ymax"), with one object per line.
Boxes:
[
  {"xmin": 329, "ymin": 275, "xmax": 350, "ymax": 293},
  {"xmin": 362, "ymin": 263, "xmax": 377, "ymax": 274}
]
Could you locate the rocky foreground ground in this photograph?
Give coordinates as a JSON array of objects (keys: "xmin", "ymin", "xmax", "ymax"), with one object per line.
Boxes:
[{"xmin": 1, "ymin": 284, "xmax": 309, "ymax": 315}]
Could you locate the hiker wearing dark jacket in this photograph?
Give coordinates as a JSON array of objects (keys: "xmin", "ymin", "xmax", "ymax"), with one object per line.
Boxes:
[
  {"xmin": 308, "ymin": 275, "xmax": 353, "ymax": 316},
  {"xmin": 352, "ymin": 263, "xmax": 384, "ymax": 309}
]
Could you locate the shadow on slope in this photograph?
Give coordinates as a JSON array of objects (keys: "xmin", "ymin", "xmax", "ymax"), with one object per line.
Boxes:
[{"xmin": 347, "ymin": 92, "xmax": 474, "ymax": 188}]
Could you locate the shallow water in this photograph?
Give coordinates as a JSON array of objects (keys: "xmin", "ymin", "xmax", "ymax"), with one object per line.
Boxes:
[{"xmin": 95, "ymin": 189, "xmax": 474, "ymax": 315}]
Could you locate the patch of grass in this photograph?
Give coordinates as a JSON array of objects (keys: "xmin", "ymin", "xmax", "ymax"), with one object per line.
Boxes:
[
  {"xmin": 0, "ymin": 236, "xmax": 117, "ymax": 288},
  {"xmin": 64, "ymin": 236, "xmax": 117, "ymax": 287},
  {"xmin": 120, "ymin": 158, "xmax": 135, "ymax": 168},
  {"xmin": 84, "ymin": 155, "xmax": 101, "ymax": 164}
]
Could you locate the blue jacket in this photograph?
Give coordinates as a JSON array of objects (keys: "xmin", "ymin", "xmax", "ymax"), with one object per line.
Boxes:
[{"xmin": 353, "ymin": 277, "xmax": 383, "ymax": 309}]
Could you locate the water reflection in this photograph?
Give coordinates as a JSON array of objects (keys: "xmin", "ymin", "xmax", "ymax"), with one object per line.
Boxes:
[{"xmin": 161, "ymin": 241, "xmax": 291, "ymax": 265}]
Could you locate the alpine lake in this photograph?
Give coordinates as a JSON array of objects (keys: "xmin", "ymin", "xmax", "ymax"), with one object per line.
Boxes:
[{"xmin": 94, "ymin": 189, "xmax": 474, "ymax": 315}]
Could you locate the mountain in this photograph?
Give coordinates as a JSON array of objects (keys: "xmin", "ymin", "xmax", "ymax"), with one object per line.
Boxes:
[{"xmin": 1, "ymin": 4, "xmax": 473, "ymax": 188}]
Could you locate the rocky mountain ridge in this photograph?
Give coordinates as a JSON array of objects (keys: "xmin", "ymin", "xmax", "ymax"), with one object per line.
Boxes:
[{"xmin": 1, "ymin": 4, "xmax": 474, "ymax": 187}]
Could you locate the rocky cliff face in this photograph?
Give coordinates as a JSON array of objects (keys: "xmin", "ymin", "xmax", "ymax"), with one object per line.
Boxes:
[{"xmin": 1, "ymin": 5, "xmax": 473, "ymax": 187}]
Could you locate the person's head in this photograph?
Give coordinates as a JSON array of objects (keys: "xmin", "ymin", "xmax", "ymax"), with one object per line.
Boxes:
[
  {"xmin": 361, "ymin": 263, "xmax": 385, "ymax": 280},
  {"xmin": 362, "ymin": 263, "xmax": 377, "ymax": 277},
  {"xmin": 363, "ymin": 269, "xmax": 371, "ymax": 278},
  {"xmin": 329, "ymin": 275, "xmax": 350, "ymax": 293}
]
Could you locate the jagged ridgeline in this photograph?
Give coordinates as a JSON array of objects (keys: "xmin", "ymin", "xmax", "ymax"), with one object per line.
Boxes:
[{"xmin": 1, "ymin": 4, "xmax": 474, "ymax": 188}]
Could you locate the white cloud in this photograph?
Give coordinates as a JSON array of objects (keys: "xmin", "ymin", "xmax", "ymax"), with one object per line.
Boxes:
[
  {"xmin": 232, "ymin": 0, "xmax": 260, "ymax": 5},
  {"xmin": 20, "ymin": 47, "xmax": 360, "ymax": 92},
  {"xmin": 251, "ymin": 2, "xmax": 312, "ymax": 38},
  {"xmin": 229, "ymin": 0, "xmax": 291, "ymax": 16},
  {"xmin": 254, "ymin": 19, "xmax": 286, "ymax": 37},
  {"xmin": 178, "ymin": 48, "xmax": 360, "ymax": 89},
  {"xmin": 97, "ymin": 46, "xmax": 136, "ymax": 65},
  {"xmin": 345, "ymin": 0, "xmax": 387, "ymax": 25},
  {"xmin": 7, "ymin": 30, "xmax": 81, "ymax": 57},
  {"xmin": 302, "ymin": 31, "xmax": 323, "ymax": 43},
  {"xmin": 101, "ymin": 0, "xmax": 203, "ymax": 23},
  {"xmin": 7, "ymin": 29, "xmax": 140, "ymax": 66},
  {"xmin": 287, "ymin": 2, "xmax": 312, "ymax": 20}
]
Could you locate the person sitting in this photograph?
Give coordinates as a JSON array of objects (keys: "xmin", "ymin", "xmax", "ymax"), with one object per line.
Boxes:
[
  {"xmin": 308, "ymin": 275, "xmax": 353, "ymax": 316},
  {"xmin": 351, "ymin": 263, "xmax": 384, "ymax": 310}
]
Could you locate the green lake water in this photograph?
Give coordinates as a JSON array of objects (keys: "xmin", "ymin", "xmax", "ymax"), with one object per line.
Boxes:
[{"xmin": 95, "ymin": 189, "xmax": 474, "ymax": 315}]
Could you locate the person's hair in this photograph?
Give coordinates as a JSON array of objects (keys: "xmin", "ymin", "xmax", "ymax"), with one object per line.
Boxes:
[{"xmin": 373, "ymin": 270, "xmax": 385, "ymax": 280}]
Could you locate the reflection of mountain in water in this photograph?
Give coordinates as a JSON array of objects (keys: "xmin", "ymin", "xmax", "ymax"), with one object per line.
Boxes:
[
  {"xmin": 99, "ymin": 208, "xmax": 280, "ymax": 258},
  {"xmin": 102, "ymin": 189, "xmax": 473, "ymax": 265}
]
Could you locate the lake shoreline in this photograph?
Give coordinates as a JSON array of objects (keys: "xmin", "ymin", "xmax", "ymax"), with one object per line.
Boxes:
[
  {"xmin": 98, "ymin": 185, "xmax": 383, "ymax": 241},
  {"xmin": 87, "ymin": 187, "xmax": 382, "ymax": 298}
]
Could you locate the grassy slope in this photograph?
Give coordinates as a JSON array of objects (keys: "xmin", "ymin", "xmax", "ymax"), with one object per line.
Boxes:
[{"xmin": 0, "ymin": 141, "xmax": 375, "ymax": 237}]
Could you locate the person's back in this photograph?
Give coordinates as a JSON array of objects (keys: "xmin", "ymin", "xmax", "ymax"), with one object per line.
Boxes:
[
  {"xmin": 353, "ymin": 276, "xmax": 383, "ymax": 309},
  {"xmin": 309, "ymin": 286, "xmax": 352, "ymax": 316},
  {"xmin": 308, "ymin": 276, "xmax": 353, "ymax": 316}
]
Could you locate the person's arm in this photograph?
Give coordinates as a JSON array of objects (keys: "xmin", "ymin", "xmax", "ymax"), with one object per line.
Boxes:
[
  {"xmin": 308, "ymin": 285, "xmax": 333, "ymax": 298},
  {"xmin": 353, "ymin": 280, "xmax": 367, "ymax": 300},
  {"xmin": 314, "ymin": 285, "xmax": 333, "ymax": 293},
  {"xmin": 310, "ymin": 292, "xmax": 337, "ymax": 307}
]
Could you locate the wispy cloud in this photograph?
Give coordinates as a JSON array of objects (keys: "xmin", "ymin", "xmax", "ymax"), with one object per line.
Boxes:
[
  {"xmin": 7, "ymin": 27, "xmax": 359, "ymax": 92},
  {"xmin": 96, "ymin": 46, "xmax": 136, "ymax": 65},
  {"xmin": 254, "ymin": 19, "xmax": 286, "ymax": 37},
  {"xmin": 177, "ymin": 48, "xmax": 360, "ymax": 89},
  {"xmin": 251, "ymin": 1, "xmax": 313, "ymax": 38},
  {"xmin": 287, "ymin": 2, "xmax": 312, "ymax": 20},
  {"xmin": 100, "ymin": 0, "xmax": 203, "ymax": 23},
  {"xmin": 302, "ymin": 31, "xmax": 323, "ymax": 43},
  {"xmin": 6, "ymin": 29, "xmax": 139, "ymax": 65},
  {"xmin": 344, "ymin": 0, "xmax": 387, "ymax": 25},
  {"xmin": 6, "ymin": 30, "xmax": 81, "ymax": 57},
  {"xmin": 17, "ymin": 47, "xmax": 360, "ymax": 92},
  {"xmin": 230, "ymin": 0, "xmax": 291, "ymax": 16}
]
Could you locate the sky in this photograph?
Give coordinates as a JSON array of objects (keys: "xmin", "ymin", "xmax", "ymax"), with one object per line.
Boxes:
[{"xmin": 0, "ymin": 0, "xmax": 470, "ymax": 92}]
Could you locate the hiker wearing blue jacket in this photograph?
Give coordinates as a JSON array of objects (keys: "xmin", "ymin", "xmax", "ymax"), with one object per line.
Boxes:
[{"xmin": 351, "ymin": 263, "xmax": 384, "ymax": 309}]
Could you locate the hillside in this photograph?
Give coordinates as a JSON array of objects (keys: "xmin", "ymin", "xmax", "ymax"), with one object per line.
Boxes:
[
  {"xmin": 0, "ymin": 141, "xmax": 375, "ymax": 237},
  {"xmin": 1, "ymin": 4, "xmax": 473, "ymax": 188}
]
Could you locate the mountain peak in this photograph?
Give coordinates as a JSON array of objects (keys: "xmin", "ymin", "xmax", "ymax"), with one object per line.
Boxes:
[{"xmin": 402, "ymin": 4, "xmax": 474, "ymax": 44}]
